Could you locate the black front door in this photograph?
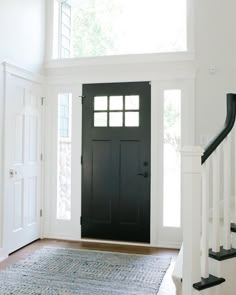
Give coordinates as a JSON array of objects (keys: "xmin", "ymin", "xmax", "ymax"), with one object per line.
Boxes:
[{"xmin": 82, "ymin": 82, "xmax": 151, "ymax": 243}]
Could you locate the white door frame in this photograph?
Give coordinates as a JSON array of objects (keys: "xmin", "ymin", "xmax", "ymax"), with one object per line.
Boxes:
[
  {"xmin": 44, "ymin": 75, "xmax": 195, "ymax": 249},
  {"xmin": 43, "ymin": 84, "xmax": 82, "ymax": 240},
  {"xmin": 150, "ymin": 80, "xmax": 195, "ymax": 248}
]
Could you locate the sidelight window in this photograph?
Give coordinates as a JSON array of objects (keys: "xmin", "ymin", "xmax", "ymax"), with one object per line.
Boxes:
[
  {"xmin": 57, "ymin": 93, "xmax": 72, "ymax": 220},
  {"xmin": 93, "ymin": 95, "xmax": 140, "ymax": 127},
  {"xmin": 163, "ymin": 89, "xmax": 181, "ymax": 227}
]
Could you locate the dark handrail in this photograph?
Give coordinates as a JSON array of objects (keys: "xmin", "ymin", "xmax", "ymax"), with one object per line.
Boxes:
[{"xmin": 202, "ymin": 93, "xmax": 236, "ymax": 164}]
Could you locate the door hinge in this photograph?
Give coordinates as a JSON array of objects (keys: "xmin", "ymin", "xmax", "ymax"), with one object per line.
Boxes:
[
  {"xmin": 40, "ymin": 153, "xmax": 43, "ymax": 161},
  {"xmin": 79, "ymin": 95, "xmax": 85, "ymax": 104},
  {"xmin": 40, "ymin": 209, "xmax": 43, "ymax": 217},
  {"xmin": 81, "ymin": 155, "xmax": 83, "ymax": 165},
  {"xmin": 80, "ymin": 216, "xmax": 82, "ymax": 225},
  {"xmin": 41, "ymin": 97, "xmax": 45, "ymax": 106}
]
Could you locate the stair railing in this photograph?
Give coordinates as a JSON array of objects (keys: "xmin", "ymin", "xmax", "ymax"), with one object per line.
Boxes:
[{"xmin": 181, "ymin": 93, "xmax": 236, "ymax": 294}]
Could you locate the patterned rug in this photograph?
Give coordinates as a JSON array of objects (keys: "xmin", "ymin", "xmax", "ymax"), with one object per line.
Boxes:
[{"xmin": 0, "ymin": 247, "xmax": 171, "ymax": 294}]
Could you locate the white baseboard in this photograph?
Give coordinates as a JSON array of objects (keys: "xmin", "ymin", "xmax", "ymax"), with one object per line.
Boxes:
[
  {"xmin": 45, "ymin": 233, "xmax": 81, "ymax": 241},
  {"xmin": 0, "ymin": 248, "xmax": 8, "ymax": 263},
  {"xmin": 154, "ymin": 241, "xmax": 181, "ymax": 249},
  {"xmin": 0, "ymin": 255, "xmax": 8, "ymax": 263}
]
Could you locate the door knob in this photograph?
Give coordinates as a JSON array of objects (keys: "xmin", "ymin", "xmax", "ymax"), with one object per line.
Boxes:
[
  {"xmin": 9, "ymin": 169, "xmax": 17, "ymax": 178},
  {"xmin": 137, "ymin": 172, "xmax": 148, "ymax": 178}
]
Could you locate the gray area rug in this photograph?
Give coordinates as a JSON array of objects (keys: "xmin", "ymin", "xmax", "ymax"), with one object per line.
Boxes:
[{"xmin": 0, "ymin": 246, "xmax": 171, "ymax": 294}]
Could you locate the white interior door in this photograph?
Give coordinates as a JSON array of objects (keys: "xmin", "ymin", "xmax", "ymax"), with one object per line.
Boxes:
[{"xmin": 4, "ymin": 74, "xmax": 42, "ymax": 254}]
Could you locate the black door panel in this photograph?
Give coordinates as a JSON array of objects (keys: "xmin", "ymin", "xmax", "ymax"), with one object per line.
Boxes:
[{"xmin": 82, "ymin": 82, "xmax": 151, "ymax": 243}]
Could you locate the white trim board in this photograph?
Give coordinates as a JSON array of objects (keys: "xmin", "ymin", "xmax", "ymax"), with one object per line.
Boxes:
[
  {"xmin": 45, "ymin": 52, "xmax": 195, "ymax": 69},
  {"xmin": 45, "ymin": 60, "xmax": 196, "ymax": 85},
  {"xmin": 0, "ymin": 256, "xmax": 8, "ymax": 263},
  {"xmin": 3, "ymin": 62, "xmax": 45, "ymax": 85},
  {"xmin": 0, "ymin": 248, "xmax": 8, "ymax": 263}
]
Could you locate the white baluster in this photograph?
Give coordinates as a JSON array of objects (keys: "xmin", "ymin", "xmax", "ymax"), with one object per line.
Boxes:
[
  {"xmin": 182, "ymin": 146, "xmax": 203, "ymax": 295},
  {"xmin": 212, "ymin": 148, "xmax": 221, "ymax": 253},
  {"xmin": 201, "ymin": 160, "xmax": 210, "ymax": 278},
  {"xmin": 223, "ymin": 135, "xmax": 231, "ymax": 250}
]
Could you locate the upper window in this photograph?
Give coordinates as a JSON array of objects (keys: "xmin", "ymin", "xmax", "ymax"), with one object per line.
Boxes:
[{"xmin": 54, "ymin": 0, "xmax": 187, "ymax": 59}]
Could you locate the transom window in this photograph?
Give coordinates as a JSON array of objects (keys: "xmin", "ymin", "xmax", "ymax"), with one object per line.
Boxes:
[
  {"xmin": 94, "ymin": 95, "xmax": 140, "ymax": 127},
  {"xmin": 54, "ymin": 0, "xmax": 187, "ymax": 59}
]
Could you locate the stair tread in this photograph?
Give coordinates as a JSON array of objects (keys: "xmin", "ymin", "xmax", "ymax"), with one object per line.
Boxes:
[
  {"xmin": 209, "ymin": 246, "xmax": 236, "ymax": 261},
  {"xmin": 193, "ymin": 274, "xmax": 225, "ymax": 291}
]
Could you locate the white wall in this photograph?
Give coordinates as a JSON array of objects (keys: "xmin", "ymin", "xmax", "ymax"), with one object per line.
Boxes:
[
  {"xmin": 0, "ymin": 0, "xmax": 45, "ymax": 73},
  {"xmin": 195, "ymin": 0, "xmax": 236, "ymax": 145},
  {"xmin": 0, "ymin": 0, "xmax": 45, "ymax": 258}
]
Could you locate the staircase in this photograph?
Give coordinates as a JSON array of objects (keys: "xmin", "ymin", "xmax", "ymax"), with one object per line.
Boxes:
[{"xmin": 173, "ymin": 93, "xmax": 236, "ymax": 295}]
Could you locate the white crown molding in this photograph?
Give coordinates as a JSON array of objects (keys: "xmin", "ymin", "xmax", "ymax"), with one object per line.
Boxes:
[
  {"xmin": 44, "ymin": 52, "xmax": 196, "ymax": 85},
  {"xmin": 3, "ymin": 62, "xmax": 45, "ymax": 85},
  {"xmin": 45, "ymin": 51, "xmax": 195, "ymax": 69},
  {"xmin": 46, "ymin": 74, "xmax": 196, "ymax": 86},
  {"xmin": 45, "ymin": 67, "xmax": 196, "ymax": 85}
]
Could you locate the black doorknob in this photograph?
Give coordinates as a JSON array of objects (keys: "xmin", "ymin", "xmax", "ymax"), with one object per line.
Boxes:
[{"xmin": 137, "ymin": 172, "xmax": 148, "ymax": 178}]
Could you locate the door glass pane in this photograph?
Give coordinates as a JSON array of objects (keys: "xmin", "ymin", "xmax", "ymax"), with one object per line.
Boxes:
[
  {"xmin": 57, "ymin": 93, "xmax": 72, "ymax": 220},
  {"xmin": 62, "ymin": 1, "xmax": 71, "ymax": 15},
  {"xmin": 125, "ymin": 112, "xmax": 139, "ymax": 127},
  {"xmin": 94, "ymin": 112, "xmax": 107, "ymax": 127},
  {"xmin": 125, "ymin": 95, "xmax": 139, "ymax": 110},
  {"xmin": 110, "ymin": 96, "xmax": 123, "ymax": 110},
  {"xmin": 109, "ymin": 112, "xmax": 123, "ymax": 127},
  {"xmin": 94, "ymin": 96, "xmax": 108, "ymax": 110},
  {"xmin": 62, "ymin": 24, "xmax": 71, "ymax": 39},
  {"xmin": 62, "ymin": 36, "xmax": 70, "ymax": 49},
  {"xmin": 61, "ymin": 48, "xmax": 70, "ymax": 58},
  {"xmin": 62, "ymin": 12, "xmax": 71, "ymax": 27},
  {"xmin": 163, "ymin": 89, "xmax": 181, "ymax": 227}
]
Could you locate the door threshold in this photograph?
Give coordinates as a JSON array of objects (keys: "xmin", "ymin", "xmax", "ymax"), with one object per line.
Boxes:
[{"xmin": 81, "ymin": 238, "xmax": 151, "ymax": 247}]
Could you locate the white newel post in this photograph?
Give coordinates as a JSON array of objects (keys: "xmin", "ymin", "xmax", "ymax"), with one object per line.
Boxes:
[{"xmin": 182, "ymin": 146, "xmax": 204, "ymax": 295}]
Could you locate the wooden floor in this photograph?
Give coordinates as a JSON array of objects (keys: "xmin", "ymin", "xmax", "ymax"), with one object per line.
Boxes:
[{"xmin": 0, "ymin": 239, "xmax": 178, "ymax": 295}]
